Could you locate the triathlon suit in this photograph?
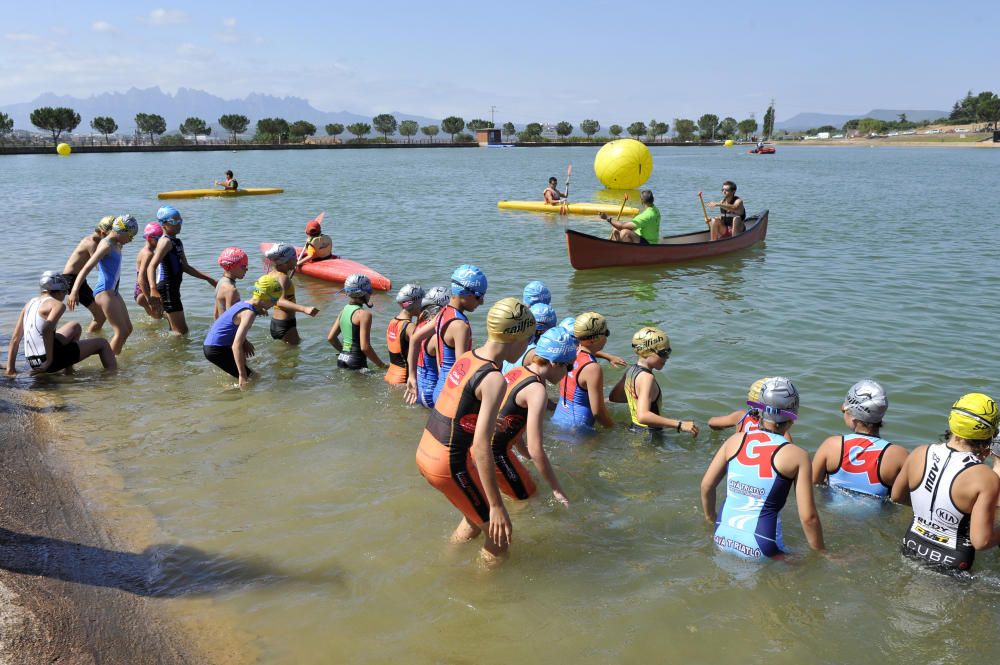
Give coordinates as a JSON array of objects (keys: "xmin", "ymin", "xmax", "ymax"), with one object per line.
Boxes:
[
  {"xmin": 827, "ymin": 433, "xmax": 894, "ymax": 499},
  {"xmin": 337, "ymin": 304, "xmax": 367, "ymax": 370},
  {"xmin": 552, "ymin": 348, "xmax": 598, "ymax": 429},
  {"xmin": 624, "ymin": 364, "xmax": 663, "ymax": 433},
  {"xmin": 93, "ymin": 241, "xmax": 122, "ymax": 296},
  {"xmin": 737, "ymin": 409, "xmax": 762, "ymax": 433},
  {"xmin": 156, "ymin": 236, "xmax": 185, "ymax": 313},
  {"xmin": 22, "ymin": 296, "xmax": 80, "ymax": 373},
  {"xmin": 415, "ymin": 320, "xmax": 438, "ymax": 408},
  {"xmin": 432, "ymin": 305, "xmax": 471, "ymax": 403},
  {"xmin": 203, "ymin": 301, "xmax": 256, "ymax": 378},
  {"xmin": 415, "ymin": 351, "xmax": 500, "ymax": 525},
  {"xmin": 270, "ymin": 273, "xmax": 297, "ymax": 339},
  {"xmin": 384, "ymin": 317, "xmax": 411, "ymax": 384},
  {"xmin": 901, "ymin": 442, "xmax": 981, "ymax": 572},
  {"xmin": 501, "ymin": 343, "xmax": 535, "ymax": 375},
  {"xmin": 714, "ymin": 430, "xmax": 793, "ymax": 558},
  {"xmin": 491, "ymin": 366, "xmax": 540, "ymax": 500}
]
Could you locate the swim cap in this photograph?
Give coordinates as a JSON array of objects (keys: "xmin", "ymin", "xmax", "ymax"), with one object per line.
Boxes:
[
  {"xmin": 748, "ymin": 377, "xmax": 769, "ymax": 403},
  {"xmin": 96, "ymin": 215, "xmax": 115, "ymax": 233},
  {"xmin": 558, "ymin": 316, "xmax": 576, "ymax": 335},
  {"xmin": 156, "ymin": 205, "xmax": 182, "ymax": 224},
  {"xmin": 843, "ymin": 379, "xmax": 889, "ymax": 424},
  {"xmin": 396, "ymin": 283, "xmax": 425, "ymax": 307},
  {"xmin": 450, "ymin": 264, "xmax": 488, "ymax": 298},
  {"xmin": 39, "ymin": 270, "xmax": 69, "ymax": 292},
  {"xmin": 112, "ymin": 214, "xmax": 138, "ymax": 238},
  {"xmin": 574, "ymin": 312, "xmax": 610, "ymax": 340},
  {"xmin": 264, "ymin": 242, "xmax": 297, "ymax": 265},
  {"xmin": 251, "ymin": 275, "xmax": 282, "ymax": 302},
  {"xmin": 992, "ymin": 433, "xmax": 1000, "ymax": 458},
  {"xmin": 218, "ymin": 247, "xmax": 249, "ymax": 271},
  {"xmin": 522, "ymin": 280, "xmax": 552, "ymax": 306},
  {"xmin": 631, "ymin": 326, "xmax": 669, "ymax": 356},
  {"xmin": 754, "ymin": 377, "xmax": 800, "ymax": 424},
  {"xmin": 143, "ymin": 222, "xmax": 163, "ymax": 241},
  {"xmin": 305, "ymin": 219, "xmax": 322, "ymax": 236},
  {"xmin": 949, "ymin": 393, "xmax": 999, "ymax": 441},
  {"xmin": 344, "ymin": 273, "xmax": 373, "ymax": 299},
  {"xmin": 421, "ymin": 286, "xmax": 450, "ymax": 309},
  {"xmin": 486, "ymin": 297, "xmax": 536, "ymax": 343},
  {"xmin": 530, "ymin": 303, "xmax": 557, "ymax": 332},
  {"xmin": 534, "ymin": 327, "xmax": 578, "ymax": 364}
]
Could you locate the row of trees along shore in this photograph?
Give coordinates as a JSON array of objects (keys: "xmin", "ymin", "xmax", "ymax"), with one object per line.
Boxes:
[{"xmin": 2, "ymin": 91, "xmax": 996, "ymax": 147}]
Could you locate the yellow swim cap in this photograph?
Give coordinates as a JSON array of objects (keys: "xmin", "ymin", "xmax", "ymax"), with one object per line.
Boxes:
[
  {"xmin": 486, "ymin": 297, "xmax": 536, "ymax": 343},
  {"xmin": 949, "ymin": 393, "xmax": 999, "ymax": 441},
  {"xmin": 252, "ymin": 275, "xmax": 283, "ymax": 303},
  {"xmin": 748, "ymin": 377, "xmax": 770, "ymax": 403},
  {"xmin": 631, "ymin": 326, "xmax": 670, "ymax": 357},
  {"xmin": 574, "ymin": 312, "xmax": 609, "ymax": 340},
  {"xmin": 96, "ymin": 215, "xmax": 115, "ymax": 232}
]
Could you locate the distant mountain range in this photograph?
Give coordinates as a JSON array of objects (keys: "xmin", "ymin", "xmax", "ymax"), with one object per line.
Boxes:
[
  {"xmin": 775, "ymin": 109, "xmax": 950, "ymax": 131},
  {"xmin": 0, "ymin": 87, "xmax": 440, "ymax": 136}
]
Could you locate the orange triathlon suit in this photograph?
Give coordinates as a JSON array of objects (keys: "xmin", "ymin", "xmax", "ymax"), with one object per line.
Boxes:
[
  {"xmin": 491, "ymin": 366, "xmax": 539, "ymax": 500},
  {"xmin": 384, "ymin": 317, "xmax": 411, "ymax": 384},
  {"xmin": 416, "ymin": 351, "xmax": 500, "ymax": 526}
]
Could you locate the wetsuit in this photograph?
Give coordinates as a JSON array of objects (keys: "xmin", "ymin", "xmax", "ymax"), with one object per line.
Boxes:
[
  {"xmin": 156, "ymin": 236, "xmax": 185, "ymax": 313},
  {"xmin": 551, "ymin": 348, "xmax": 598, "ymax": 429},
  {"xmin": 270, "ymin": 274, "xmax": 297, "ymax": 339},
  {"xmin": 384, "ymin": 317, "xmax": 411, "ymax": 384},
  {"xmin": 901, "ymin": 443, "xmax": 981, "ymax": 572},
  {"xmin": 828, "ymin": 433, "xmax": 894, "ymax": 499},
  {"xmin": 415, "ymin": 321, "xmax": 438, "ymax": 408},
  {"xmin": 23, "ymin": 296, "xmax": 80, "ymax": 373},
  {"xmin": 491, "ymin": 367, "xmax": 540, "ymax": 500},
  {"xmin": 93, "ymin": 241, "xmax": 122, "ymax": 296},
  {"xmin": 203, "ymin": 301, "xmax": 256, "ymax": 378},
  {"xmin": 337, "ymin": 303, "xmax": 367, "ymax": 370},
  {"xmin": 415, "ymin": 351, "xmax": 500, "ymax": 525},
  {"xmin": 624, "ymin": 364, "xmax": 662, "ymax": 433},
  {"xmin": 432, "ymin": 305, "xmax": 470, "ymax": 403},
  {"xmin": 714, "ymin": 430, "xmax": 793, "ymax": 558}
]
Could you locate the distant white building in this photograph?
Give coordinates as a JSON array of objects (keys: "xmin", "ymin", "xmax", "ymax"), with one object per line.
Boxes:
[{"xmin": 541, "ymin": 124, "xmax": 558, "ymax": 139}]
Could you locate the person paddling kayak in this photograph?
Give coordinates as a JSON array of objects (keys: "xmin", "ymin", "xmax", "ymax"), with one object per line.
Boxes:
[
  {"xmin": 215, "ymin": 170, "xmax": 238, "ymax": 191},
  {"xmin": 543, "ymin": 177, "xmax": 566, "ymax": 205}
]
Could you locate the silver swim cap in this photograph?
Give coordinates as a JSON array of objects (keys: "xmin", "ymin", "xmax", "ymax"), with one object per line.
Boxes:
[
  {"xmin": 39, "ymin": 270, "xmax": 69, "ymax": 292},
  {"xmin": 992, "ymin": 433, "xmax": 1000, "ymax": 458},
  {"xmin": 421, "ymin": 286, "xmax": 449, "ymax": 309},
  {"xmin": 264, "ymin": 242, "xmax": 297, "ymax": 264},
  {"xmin": 756, "ymin": 376, "xmax": 800, "ymax": 424},
  {"xmin": 344, "ymin": 273, "xmax": 373, "ymax": 298},
  {"xmin": 395, "ymin": 283, "xmax": 425, "ymax": 306},
  {"xmin": 843, "ymin": 379, "xmax": 888, "ymax": 424}
]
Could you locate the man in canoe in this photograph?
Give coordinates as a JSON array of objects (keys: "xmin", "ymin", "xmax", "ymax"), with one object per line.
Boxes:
[
  {"xmin": 706, "ymin": 181, "xmax": 746, "ymax": 240},
  {"xmin": 600, "ymin": 190, "xmax": 659, "ymax": 244},
  {"xmin": 543, "ymin": 177, "xmax": 566, "ymax": 205},
  {"xmin": 215, "ymin": 170, "xmax": 238, "ymax": 191}
]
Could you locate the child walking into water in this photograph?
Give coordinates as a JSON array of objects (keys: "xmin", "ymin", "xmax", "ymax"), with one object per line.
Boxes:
[
  {"xmin": 328, "ymin": 274, "xmax": 385, "ymax": 370},
  {"xmin": 214, "ymin": 247, "xmax": 249, "ymax": 319},
  {"xmin": 134, "ymin": 222, "xmax": 162, "ymax": 317},
  {"xmin": 385, "ymin": 283, "xmax": 425, "ymax": 384}
]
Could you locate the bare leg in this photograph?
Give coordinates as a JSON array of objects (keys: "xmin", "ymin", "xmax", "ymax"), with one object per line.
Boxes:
[
  {"xmin": 619, "ymin": 229, "xmax": 641, "ymax": 244},
  {"xmin": 86, "ymin": 302, "xmax": 106, "ymax": 332},
  {"xmin": 449, "ymin": 517, "xmax": 482, "ymax": 543},
  {"xmin": 76, "ymin": 338, "xmax": 117, "ymax": 371},
  {"xmin": 97, "ymin": 292, "xmax": 133, "ymax": 354},
  {"xmin": 165, "ymin": 311, "xmax": 188, "ymax": 335},
  {"xmin": 135, "ymin": 293, "xmax": 155, "ymax": 317},
  {"xmin": 56, "ymin": 322, "xmax": 82, "ymax": 343},
  {"xmin": 609, "ymin": 229, "xmax": 621, "ymax": 241},
  {"xmin": 709, "ymin": 218, "xmax": 722, "ymax": 241},
  {"xmin": 281, "ymin": 326, "xmax": 301, "ymax": 346}
]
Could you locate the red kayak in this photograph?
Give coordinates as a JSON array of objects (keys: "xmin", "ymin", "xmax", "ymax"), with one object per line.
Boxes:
[
  {"xmin": 749, "ymin": 146, "xmax": 776, "ymax": 154},
  {"xmin": 257, "ymin": 242, "xmax": 392, "ymax": 291}
]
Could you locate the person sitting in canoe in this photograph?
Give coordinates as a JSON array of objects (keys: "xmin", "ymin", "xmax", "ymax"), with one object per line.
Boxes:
[
  {"xmin": 543, "ymin": 177, "xmax": 566, "ymax": 205},
  {"xmin": 600, "ymin": 190, "xmax": 659, "ymax": 244},
  {"xmin": 297, "ymin": 217, "xmax": 336, "ymax": 267},
  {"xmin": 215, "ymin": 170, "xmax": 238, "ymax": 191},
  {"xmin": 706, "ymin": 181, "xmax": 746, "ymax": 240}
]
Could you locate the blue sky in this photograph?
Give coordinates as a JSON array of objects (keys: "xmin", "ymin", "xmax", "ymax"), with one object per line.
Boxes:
[{"xmin": 1, "ymin": 0, "xmax": 996, "ymax": 123}]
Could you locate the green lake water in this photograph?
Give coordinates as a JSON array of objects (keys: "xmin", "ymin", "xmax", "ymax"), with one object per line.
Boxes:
[{"xmin": 1, "ymin": 145, "xmax": 999, "ymax": 664}]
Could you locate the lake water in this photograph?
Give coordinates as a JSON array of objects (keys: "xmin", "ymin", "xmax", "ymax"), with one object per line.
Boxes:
[{"xmin": 2, "ymin": 145, "xmax": 999, "ymax": 664}]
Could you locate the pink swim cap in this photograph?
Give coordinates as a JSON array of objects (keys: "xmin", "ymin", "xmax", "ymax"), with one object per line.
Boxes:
[
  {"xmin": 143, "ymin": 221, "xmax": 163, "ymax": 240},
  {"xmin": 218, "ymin": 247, "xmax": 249, "ymax": 270}
]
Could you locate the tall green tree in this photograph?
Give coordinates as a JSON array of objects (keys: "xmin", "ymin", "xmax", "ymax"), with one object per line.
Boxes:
[
  {"xmin": 609, "ymin": 124, "xmax": 623, "ymax": 137},
  {"xmin": 347, "ymin": 122, "xmax": 371, "ymax": 140},
  {"xmin": 717, "ymin": 117, "xmax": 738, "ymax": 140},
  {"xmin": 501, "ymin": 122, "xmax": 516, "ymax": 140},
  {"xmin": 256, "ymin": 117, "xmax": 290, "ymax": 143},
  {"xmin": 555, "ymin": 121, "xmax": 573, "ymax": 138},
  {"xmin": 648, "ymin": 119, "xmax": 669, "ymax": 141},
  {"xmin": 219, "ymin": 114, "xmax": 249, "ymax": 142},
  {"xmin": 372, "ymin": 113, "xmax": 398, "ymax": 140},
  {"xmin": 325, "ymin": 123, "xmax": 345, "ymax": 139},
  {"xmin": 627, "ymin": 121, "xmax": 647, "ymax": 139},
  {"xmin": 179, "ymin": 117, "xmax": 211, "ymax": 143},
  {"xmin": 976, "ymin": 91, "xmax": 1000, "ymax": 129},
  {"xmin": 762, "ymin": 102, "xmax": 775, "ymax": 139},
  {"xmin": 420, "ymin": 124, "xmax": 439, "ymax": 142},
  {"xmin": 135, "ymin": 112, "xmax": 167, "ymax": 144},
  {"xmin": 441, "ymin": 116, "xmax": 465, "ymax": 141},
  {"xmin": 858, "ymin": 118, "xmax": 888, "ymax": 136},
  {"xmin": 697, "ymin": 114, "xmax": 719, "ymax": 140},
  {"xmin": 289, "ymin": 120, "xmax": 317, "ymax": 141},
  {"xmin": 580, "ymin": 119, "xmax": 600, "ymax": 138},
  {"xmin": 90, "ymin": 116, "xmax": 118, "ymax": 144},
  {"xmin": 30, "ymin": 106, "xmax": 81, "ymax": 145},
  {"xmin": 673, "ymin": 118, "xmax": 696, "ymax": 141},
  {"xmin": 737, "ymin": 118, "xmax": 758, "ymax": 139},
  {"xmin": 399, "ymin": 120, "xmax": 419, "ymax": 143},
  {"xmin": 0, "ymin": 112, "xmax": 12, "ymax": 142},
  {"xmin": 524, "ymin": 123, "xmax": 543, "ymax": 137},
  {"xmin": 467, "ymin": 119, "xmax": 494, "ymax": 131}
]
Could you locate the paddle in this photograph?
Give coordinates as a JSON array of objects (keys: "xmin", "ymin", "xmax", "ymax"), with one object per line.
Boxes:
[
  {"xmin": 560, "ymin": 164, "xmax": 572, "ymax": 215},
  {"xmin": 697, "ymin": 191, "xmax": 710, "ymax": 225},
  {"xmin": 290, "ymin": 211, "xmax": 325, "ymax": 278},
  {"xmin": 616, "ymin": 192, "xmax": 630, "ymax": 221}
]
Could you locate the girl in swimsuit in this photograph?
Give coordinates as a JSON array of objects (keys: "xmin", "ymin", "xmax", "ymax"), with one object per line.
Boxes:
[
  {"xmin": 214, "ymin": 247, "xmax": 249, "ymax": 319},
  {"xmin": 134, "ymin": 222, "xmax": 162, "ymax": 317}
]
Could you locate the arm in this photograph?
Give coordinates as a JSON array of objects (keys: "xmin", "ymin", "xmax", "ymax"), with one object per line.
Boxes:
[
  {"xmin": 67, "ymin": 241, "xmax": 109, "ymax": 310},
  {"xmin": 968, "ymin": 472, "xmax": 1000, "ymax": 550},
  {"xmin": 599, "ymin": 212, "xmax": 637, "ymax": 231},
  {"xmin": 790, "ymin": 447, "xmax": 825, "ymax": 551},
  {"xmin": 707, "ymin": 409, "xmax": 745, "ymax": 430},
  {"xmin": 449, "ymin": 320, "xmax": 471, "ymax": 355},
  {"xmin": 136, "ymin": 250, "xmax": 154, "ymax": 299},
  {"xmin": 471, "ymin": 372, "xmax": 512, "ymax": 547},
  {"xmin": 404, "ymin": 322, "xmax": 435, "ymax": 403},
  {"xmin": 700, "ymin": 441, "xmax": 731, "ymax": 522},
  {"xmin": 811, "ymin": 436, "xmax": 840, "ymax": 485},
  {"xmin": 231, "ymin": 310, "xmax": 256, "ymax": 388},
  {"xmin": 608, "ymin": 373, "xmax": 626, "ymax": 403},
  {"xmin": 890, "ymin": 448, "xmax": 920, "ymax": 505},
  {"xmin": 275, "ymin": 275, "xmax": 318, "ymax": 316},
  {"xmin": 579, "ymin": 363, "xmax": 614, "ymax": 428},
  {"xmin": 635, "ymin": 372, "xmax": 698, "ymax": 435},
  {"xmin": 522, "ymin": 385, "xmax": 568, "ymax": 505},
  {"xmin": 4, "ymin": 307, "xmax": 27, "ymax": 376},
  {"xmin": 146, "ymin": 237, "xmax": 173, "ymax": 305},
  {"xmin": 595, "ymin": 349, "xmax": 627, "ymax": 367},
  {"xmin": 326, "ymin": 316, "xmax": 343, "ymax": 352},
  {"xmin": 357, "ymin": 310, "xmax": 386, "ymax": 369},
  {"xmin": 181, "ymin": 258, "xmax": 218, "ymax": 287}
]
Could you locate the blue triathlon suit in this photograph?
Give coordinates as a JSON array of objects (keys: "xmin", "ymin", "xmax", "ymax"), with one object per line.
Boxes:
[
  {"xmin": 93, "ymin": 242, "xmax": 122, "ymax": 296},
  {"xmin": 551, "ymin": 349, "xmax": 597, "ymax": 429},
  {"xmin": 432, "ymin": 306, "xmax": 469, "ymax": 404},
  {"xmin": 828, "ymin": 433, "xmax": 893, "ymax": 499}
]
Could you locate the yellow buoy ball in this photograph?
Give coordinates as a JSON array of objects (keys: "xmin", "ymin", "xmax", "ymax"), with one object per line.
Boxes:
[
  {"xmin": 724, "ymin": 139, "xmax": 734, "ymax": 147},
  {"xmin": 56, "ymin": 142, "xmax": 72, "ymax": 156},
  {"xmin": 594, "ymin": 139, "xmax": 652, "ymax": 189}
]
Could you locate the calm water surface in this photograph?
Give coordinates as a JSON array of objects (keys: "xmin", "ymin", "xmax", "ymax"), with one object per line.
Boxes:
[{"xmin": 2, "ymin": 146, "xmax": 999, "ymax": 664}]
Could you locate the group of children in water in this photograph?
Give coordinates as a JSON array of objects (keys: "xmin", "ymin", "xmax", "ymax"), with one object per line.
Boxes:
[{"xmin": 6, "ymin": 208, "xmax": 1000, "ymax": 573}]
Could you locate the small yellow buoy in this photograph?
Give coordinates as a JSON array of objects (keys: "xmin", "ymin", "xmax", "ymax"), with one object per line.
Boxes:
[
  {"xmin": 56, "ymin": 142, "xmax": 72, "ymax": 156},
  {"xmin": 724, "ymin": 139, "xmax": 734, "ymax": 147},
  {"xmin": 593, "ymin": 139, "xmax": 653, "ymax": 189}
]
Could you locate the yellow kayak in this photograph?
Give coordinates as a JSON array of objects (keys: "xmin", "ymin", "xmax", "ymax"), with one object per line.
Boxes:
[
  {"xmin": 498, "ymin": 200, "xmax": 640, "ymax": 216},
  {"xmin": 157, "ymin": 187, "xmax": 284, "ymax": 200}
]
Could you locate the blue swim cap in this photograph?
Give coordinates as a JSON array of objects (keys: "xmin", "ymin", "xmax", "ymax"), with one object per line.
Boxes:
[
  {"xmin": 522, "ymin": 280, "xmax": 551, "ymax": 306},
  {"xmin": 534, "ymin": 327, "xmax": 578, "ymax": 364},
  {"xmin": 450, "ymin": 264, "xmax": 488, "ymax": 297},
  {"xmin": 558, "ymin": 316, "xmax": 576, "ymax": 336},
  {"xmin": 156, "ymin": 205, "xmax": 182, "ymax": 224},
  {"xmin": 530, "ymin": 303, "xmax": 557, "ymax": 331}
]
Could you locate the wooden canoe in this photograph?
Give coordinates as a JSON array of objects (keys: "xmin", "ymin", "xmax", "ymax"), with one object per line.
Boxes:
[{"xmin": 565, "ymin": 210, "xmax": 768, "ymax": 270}]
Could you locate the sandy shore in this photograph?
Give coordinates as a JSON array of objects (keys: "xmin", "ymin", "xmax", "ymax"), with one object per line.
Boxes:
[{"xmin": 0, "ymin": 387, "xmax": 253, "ymax": 665}]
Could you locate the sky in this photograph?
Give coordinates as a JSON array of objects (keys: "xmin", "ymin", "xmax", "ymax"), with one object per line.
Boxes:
[{"xmin": 1, "ymin": 0, "xmax": 997, "ymax": 124}]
